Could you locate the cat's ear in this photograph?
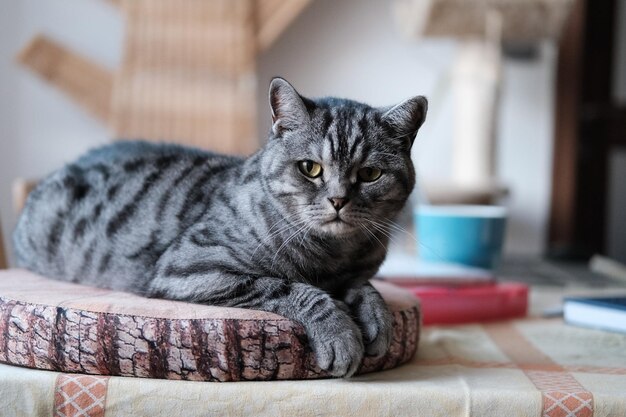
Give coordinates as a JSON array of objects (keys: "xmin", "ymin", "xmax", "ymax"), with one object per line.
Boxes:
[
  {"xmin": 269, "ymin": 77, "xmax": 309, "ymax": 136},
  {"xmin": 381, "ymin": 96, "xmax": 428, "ymax": 149}
]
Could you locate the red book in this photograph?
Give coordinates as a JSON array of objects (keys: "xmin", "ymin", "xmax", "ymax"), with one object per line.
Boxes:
[{"xmin": 402, "ymin": 282, "xmax": 529, "ymax": 325}]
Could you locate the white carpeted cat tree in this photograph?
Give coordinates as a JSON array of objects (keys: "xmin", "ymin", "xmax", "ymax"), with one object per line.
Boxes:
[{"xmin": 394, "ymin": 0, "xmax": 573, "ymax": 204}]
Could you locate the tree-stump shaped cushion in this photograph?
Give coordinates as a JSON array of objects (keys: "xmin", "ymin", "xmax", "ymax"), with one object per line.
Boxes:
[{"xmin": 0, "ymin": 269, "xmax": 420, "ymax": 381}]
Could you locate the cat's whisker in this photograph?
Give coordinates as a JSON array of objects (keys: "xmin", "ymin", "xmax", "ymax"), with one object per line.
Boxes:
[
  {"xmin": 359, "ymin": 218, "xmax": 402, "ymax": 247},
  {"xmin": 264, "ymin": 211, "xmax": 302, "ymax": 235},
  {"xmin": 270, "ymin": 220, "xmax": 312, "ymax": 268},
  {"xmin": 357, "ymin": 222, "xmax": 386, "ymax": 251},
  {"xmin": 357, "ymin": 223, "xmax": 377, "ymax": 247},
  {"xmin": 251, "ymin": 221, "xmax": 294, "ymax": 257},
  {"xmin": 251, "ymin": 214, "xmax": 308, "ymax": 260},
  {"xmin": 371, "ymin": 217, "xmax": 444, "ymax": 258},
  {"xmin": 373, "ymin": 217, "xmax": 417, "ymax": 239},
  {"xmin": 292, "ymin": 223, "xmax": 316, "ymax": 273},
  {"xmin": 298, "ymin": 222, "xmax": 314, "ymax": 247},
  {"xmin": 365, "ymin": 220, "xmax": 397, "ymax": 241},
  {"xmin": 256, "ymin": 214, "xmax": 302, "ymax": 251},
  {"xmin": 372, "ymin": 223, "xmax": 411, "ymax": 246}
]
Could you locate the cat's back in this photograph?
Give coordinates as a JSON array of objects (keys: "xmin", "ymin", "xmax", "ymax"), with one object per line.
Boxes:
[{"xmin": 14, "ymin": 140, "xmax": 242, "ymax": 287}]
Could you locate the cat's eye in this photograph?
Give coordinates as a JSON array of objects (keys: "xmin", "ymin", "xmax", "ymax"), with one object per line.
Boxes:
[
  {"xmin": 298, "ymin": 160, "xmax": 323, "ymax": 178},
  {"xmin": 358, "ymin": 167, "xmax": 382, "ymax": 182}
]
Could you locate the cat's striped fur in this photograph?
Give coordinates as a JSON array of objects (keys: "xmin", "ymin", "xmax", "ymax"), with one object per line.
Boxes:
[{"xmin": 14, "ymin": 78, "xmax": 427, "ymax": 377}]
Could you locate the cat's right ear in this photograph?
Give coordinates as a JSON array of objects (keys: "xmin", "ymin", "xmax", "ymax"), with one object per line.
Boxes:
[{"xmin": 269, "ymin": 77, "xmax": 309, "ymax": 136}]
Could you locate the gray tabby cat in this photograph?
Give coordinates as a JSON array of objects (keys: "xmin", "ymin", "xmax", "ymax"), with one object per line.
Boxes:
[{"xmin": 13, "ymin": 78, "xmax": 427, "ymax": 377}]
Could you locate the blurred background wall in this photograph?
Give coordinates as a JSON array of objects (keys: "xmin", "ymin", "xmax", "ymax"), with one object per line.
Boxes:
[
  {"xmin": 0, "ymin": 0, "xmax": 624, "ymax": 263},
  {"xmin": 0, "ymin": 0, "xmax": 121, "ymax": 262}
]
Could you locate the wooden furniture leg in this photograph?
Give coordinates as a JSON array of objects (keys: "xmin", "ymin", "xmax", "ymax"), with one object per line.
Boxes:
[
  {"xmin": 0, "ymin": 221, "xmax": 7, "ymax": 270},
  {"xmin": 12, "ymin": 179, "xmax": 38, "ymax": 215}
]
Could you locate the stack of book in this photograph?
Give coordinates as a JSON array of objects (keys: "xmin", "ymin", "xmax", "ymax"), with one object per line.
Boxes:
[{"xmin": 377, "ymin": 253, "xmax": 528, "ymax": 325}]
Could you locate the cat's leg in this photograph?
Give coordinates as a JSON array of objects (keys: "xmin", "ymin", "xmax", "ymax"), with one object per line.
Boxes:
[
  {"xmin": 343, "ymin": 282, "xmax": 394, "ymax": 358},
  {"xmin": 149, "ymin": 246, "xmax": 364, "ymax": 377}
]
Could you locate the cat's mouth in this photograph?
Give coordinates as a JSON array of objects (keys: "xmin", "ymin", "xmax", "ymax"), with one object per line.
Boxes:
[
  {"xmin": 318, "ymin": 215, "xmax": 356, "ymax": 235},
  {"xmin": 324, "ymin": 214, "xmax": 350, "ymax": 224}
]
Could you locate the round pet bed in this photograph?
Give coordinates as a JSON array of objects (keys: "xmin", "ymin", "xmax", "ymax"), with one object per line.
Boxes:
[{"xmin": 0, "ymin": 269, "xmax": 420, "ymax": 381}]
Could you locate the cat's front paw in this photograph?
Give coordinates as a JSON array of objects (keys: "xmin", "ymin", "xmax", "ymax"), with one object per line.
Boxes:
[
  {"xmin": 310, "ymin": 311, "xmax": 364, "ymax": 377},
  {"xmin": 345, "ymin": 285, "xmax": 394, "ymax": 358},
  {"xmin": 359, "ymin": 303, "xmax": 393, "ymax": 358}
]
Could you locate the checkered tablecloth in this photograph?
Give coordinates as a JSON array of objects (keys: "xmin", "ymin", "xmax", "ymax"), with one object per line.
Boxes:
[{"xmin": 2, "ymin": 316, "xmax": 626, "ymax": 417}]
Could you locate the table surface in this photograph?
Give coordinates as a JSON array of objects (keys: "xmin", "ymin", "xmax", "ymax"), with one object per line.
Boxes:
[{"xmin": 2, "ymin": 259, "xmax": 626, "ymax": 417}]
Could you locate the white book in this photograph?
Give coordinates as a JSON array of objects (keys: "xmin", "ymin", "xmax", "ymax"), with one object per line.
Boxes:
[{"xmin": 376, "ymin": 253, "xmax": 494, "ymax": 286}]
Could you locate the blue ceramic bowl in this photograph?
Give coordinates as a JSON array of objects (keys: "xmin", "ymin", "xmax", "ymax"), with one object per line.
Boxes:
[{"xmin": 415, "ymin": 205, "xmax": 507, "ymax": 269}]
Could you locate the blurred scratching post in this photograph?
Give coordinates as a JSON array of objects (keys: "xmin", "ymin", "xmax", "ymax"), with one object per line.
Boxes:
[
  {"xmin": 395, "ymin": 0, "xmax": 573, "ymax": 41},
  {"xmin": 17, "ymin": 0, "xmax": 311, "ymax": 155},
  {"xmin": 394, "ymin": 0, "xmax": 573, "ymax": 204}
]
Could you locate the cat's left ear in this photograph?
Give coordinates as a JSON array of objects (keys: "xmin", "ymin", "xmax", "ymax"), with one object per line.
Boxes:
[{"xmin": 381, "ymin": 96, "xmax": 428, "ymax": 149}]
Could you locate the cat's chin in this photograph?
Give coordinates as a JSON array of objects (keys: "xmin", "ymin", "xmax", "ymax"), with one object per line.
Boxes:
[{"xmin": 317, "ymin": 219, "xmax": 358, "ymax": 238}]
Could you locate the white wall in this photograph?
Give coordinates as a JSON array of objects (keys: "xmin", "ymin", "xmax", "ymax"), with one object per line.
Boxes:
[
  {"xmin": 496, "ymin": 44, "xmax": 555, "ymax": 256},
  {"xmin": 0, "ymin": 0, "xmax": 123, "ymax": 262},
  {"xmin": 0, "ymin": 0, "xmax": 556, "ymax": 262},
  {"xmin": 257, "ymin": 0, "xmax": 556, "ymax": 256}
]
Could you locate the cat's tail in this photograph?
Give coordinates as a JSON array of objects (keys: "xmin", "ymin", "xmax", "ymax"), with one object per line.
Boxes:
[
  {"xmin": 12, "ymin": 170, "xmax": 72, "ymax": 275},
  {"xmin": 12, "ymin": 181, "xmax": 43, "ymax": 269}
]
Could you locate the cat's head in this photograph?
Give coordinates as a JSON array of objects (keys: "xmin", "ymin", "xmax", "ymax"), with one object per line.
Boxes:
[{"xmin": 261, "ymin": 77, "xmax": 427, "ymax": 239}]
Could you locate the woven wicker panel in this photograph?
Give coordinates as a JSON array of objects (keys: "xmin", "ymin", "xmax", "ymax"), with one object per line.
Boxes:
[
  {"xmin": 0, "ymin": 269, "xmax": 420, "ymax": 381},
  {"xmin": 110, "ymin": 0, "xmax": 258, "ymax": 155}
]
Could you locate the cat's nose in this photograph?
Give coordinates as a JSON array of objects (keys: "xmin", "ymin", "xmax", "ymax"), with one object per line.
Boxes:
[{"xmin": 329, "ymin": 197, "xmax": 349, "ymax": 211}]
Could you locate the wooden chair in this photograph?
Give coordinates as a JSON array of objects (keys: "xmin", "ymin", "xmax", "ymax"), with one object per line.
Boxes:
[
  {"xmin": 13, "ymin": 179, "xmax": 37, "ymax": 215},
  {"xmin": 0, "ymin": 221, "xmax": 7, "ymax": 269},
  {"xmin": 0, "ymin": 179, "xmax": 39, "ymax": 270}
]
